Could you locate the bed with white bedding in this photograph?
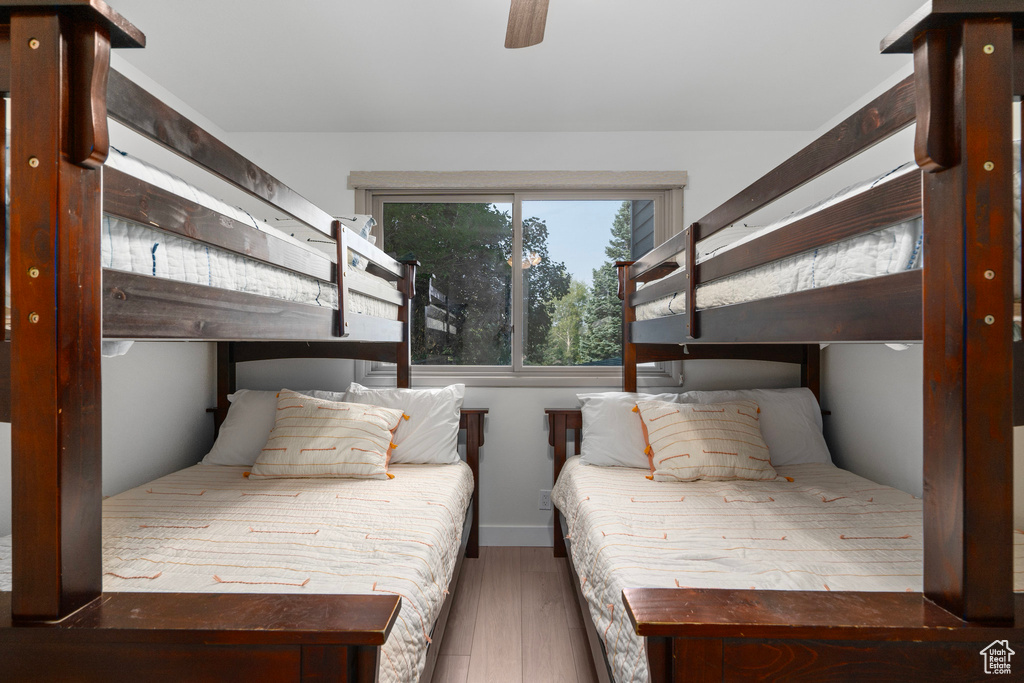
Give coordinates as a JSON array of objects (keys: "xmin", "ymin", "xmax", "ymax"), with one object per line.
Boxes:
[
  {"xmin": 636, "ymin": 152, "xmax": 1022, "ymax": 321},
  {"xmin": 0, "ymin": 461, "xmax": 474, "ymax": 683},
  {"xmin": 551, "ymin": 456, "xmax": 1024, "ymax": 683}
]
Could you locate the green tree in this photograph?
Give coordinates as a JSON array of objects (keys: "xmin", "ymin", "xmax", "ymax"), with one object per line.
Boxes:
[
  {"xmin": 579, "ymin": 201, "xmax": 631, "ymax": 363},
  {"xmin": 543, "ymin": 279, "xmax": 589, "ymax": 365},
  {"xmin": 522, "ymin": 217, "xmax": 571, "ymax": 364},
  {"xmin": 382, "ymin": 202, "xmax": 513, "ymax": 365}
]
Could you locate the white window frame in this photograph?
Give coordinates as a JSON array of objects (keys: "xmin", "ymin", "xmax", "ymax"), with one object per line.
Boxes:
[{"xmin": 349, "ymin": 171, "xmax": 687, "ymax": 388}]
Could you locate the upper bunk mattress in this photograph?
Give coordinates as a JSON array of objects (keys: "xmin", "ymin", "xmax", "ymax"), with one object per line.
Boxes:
[
  {"xmin": 636, "ymin": 153, "xmax": 1023, "ymax": 320},
  {"xmin": 101, "ymin": 152, "xmax": 399, "ymax": 320},
  {"xmin": 0, "ymin": 461, "xmax": 474, "ymax": 683},
  {"xmin": 551, "ymin": 456, "xmax": 1024, "ymax": 683}
]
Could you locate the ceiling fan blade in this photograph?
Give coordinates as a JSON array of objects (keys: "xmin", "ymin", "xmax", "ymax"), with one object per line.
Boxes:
[{"xmin": 505, "ymin": 0, "xmax": 549, "ymax": 49}]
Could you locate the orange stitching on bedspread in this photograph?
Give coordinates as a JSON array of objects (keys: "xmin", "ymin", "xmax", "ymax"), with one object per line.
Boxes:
[
  {"xmin": 604, "ymin": 604, "xmax": 615, "ymax": 639},
  {"xmin": 629, "ymin": 497, "xmax": 684, "ymax": 503},
  {"xmin": 106, "ymin": 571, "xmax": 162, "ymax": 580},
  {"xmin": 723, "ymin": 496, "xmax": 774, "ymax": 503},
  {"xmin": 658, "ymin": 453, "xmax": 690, "ymax": 463},
  {"xmin": 722, "ymin": 535, "xmax": 787, "ymax": 541},
  {"xmin": 139, "ymin": 524, "xmax": 210, "ymax": 529},
  {"xmin": 241, "ymin": 492, "xmax": 301, "ymax": 498},
  {"xmin": 735, "ymin": 410, "xmax": 760, "ymax": 420},
  {"xmin": 839, "ymin": 534, "xmax": 910, "ymax": 540},
  {"xmin": 300, "ymin": 447, "xmax": 336, "ymax": 453},
  {"xmin": 147, "ymin": 489, "xmax": 205, "ymax": 495},
  {"xmin": 702, "ymin": 449, "xmax": 738, "ymax": 456},
  {"xmin": 602, "ymin": 531, "xmax": 667, "ymax": 540},
  {"xmin": 214, "ymin": 575, "xmax": 310, "ymax": 587},
  {"xmin": 821, "ymin": 495, "xmax": 847, "ymax": 503},
  {"xmin": 250, "ymin": 528, "xmax": 320, "ymax": 535}
]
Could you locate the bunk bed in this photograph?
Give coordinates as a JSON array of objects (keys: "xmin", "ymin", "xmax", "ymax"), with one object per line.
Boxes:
[
  {"xmin": 0, "ymin": 2, "xmax": 486, "ymax": 681},
  {"xmin": 547, "ymin": 2, "xmax": 1024, "ymax": 681}
]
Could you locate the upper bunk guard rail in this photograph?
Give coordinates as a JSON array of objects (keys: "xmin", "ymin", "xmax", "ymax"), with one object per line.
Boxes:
[{"xmin": 103, "ymin": 67, "xmax": 404, "ymax": 278}]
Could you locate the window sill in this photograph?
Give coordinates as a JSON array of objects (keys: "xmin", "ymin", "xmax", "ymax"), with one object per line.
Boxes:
[{"xmin": 354, "ymin": 362, "xmax": 682, "ymax": 389}]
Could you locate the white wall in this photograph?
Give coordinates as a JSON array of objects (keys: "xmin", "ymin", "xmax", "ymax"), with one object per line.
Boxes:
[{"xmin": 0, "ymin": 343, "xmax": 216, "ymax": 535}]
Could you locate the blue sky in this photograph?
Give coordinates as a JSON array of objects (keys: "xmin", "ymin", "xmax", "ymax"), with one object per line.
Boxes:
[{"xmin": 521, "ymin": 200, "xmax": 623, "ymax": 286}]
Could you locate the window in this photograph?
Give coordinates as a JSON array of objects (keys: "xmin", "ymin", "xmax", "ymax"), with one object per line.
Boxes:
[{"xmin": 352, "ymin": 172, "xmax": 687, "ymax": 386}]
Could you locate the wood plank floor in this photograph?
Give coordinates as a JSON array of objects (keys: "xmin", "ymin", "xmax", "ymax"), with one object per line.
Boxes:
[{"xmin": 433, "ymin": 547, "xmax": 599, "ymax": 683}]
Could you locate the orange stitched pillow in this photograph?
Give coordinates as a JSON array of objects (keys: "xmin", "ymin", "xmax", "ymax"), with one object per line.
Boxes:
[
  {"xmin": 249, "ymin": 390, "xmax": 404, "ymax": 480},
  {"xmin": 635, "ymin": 399, "xmax": 777, "ymax": 482}
]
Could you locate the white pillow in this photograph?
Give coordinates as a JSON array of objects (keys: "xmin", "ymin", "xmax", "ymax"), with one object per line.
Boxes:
[
  {"xmin": 202, "ymin": 389, "xmax": 279, "ymax": 467},
  {"xmin": 578, "ymin": 392, "xmax": 682, "ymax": 469},
  {"xmin": 678, "ymin": 387, "xmax": 831, "ymax": 466},
  {"xmin": 202, "ymin": 389, "xmax": 311, "ymax": 467},
  {"xmin": 340, "ymin": 383, "xmax": 465, "ymax": 464}
]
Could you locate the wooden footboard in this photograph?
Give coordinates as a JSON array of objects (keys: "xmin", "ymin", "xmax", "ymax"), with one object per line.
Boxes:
[
  {"xmin": 625, "ymin": 589, "xmax": 1024, "ymax": 682},
  {"xmin": 0, "ymin": 591, "xmax": 400, "ymax": 683}
]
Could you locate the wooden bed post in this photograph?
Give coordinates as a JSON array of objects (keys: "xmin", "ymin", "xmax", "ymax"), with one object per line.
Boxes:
[
  {"xmin": 6, "ymin": 1, "xmax": 142, "ymax": 623},
  {"xmin": 397, "ymin": 259, "xmax": 418, "ymax": 389},
  {"xmin": 8, "ymin": 9, "xmax": 106, "ymax": 622},
  {"xmin": 912, "ymin": 17, "xmax": 1015, "ymax": 622},
  {"xmin": 617, "ymin": 262, "xmax": 637, "ymax": 393}
]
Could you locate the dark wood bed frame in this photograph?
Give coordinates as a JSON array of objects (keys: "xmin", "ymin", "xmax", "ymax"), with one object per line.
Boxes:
[
  {"xmin": 0, "ymin": 2, "xmax": 486, "ymax": 680},
  {"xmin": 549, "ymin": 2, "xmax": 1024, "ymax": 681}
]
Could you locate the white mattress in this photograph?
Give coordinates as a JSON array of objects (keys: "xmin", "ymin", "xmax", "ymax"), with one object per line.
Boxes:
[
  {"xmin": 102, "ymin": 152, "xmax": 399, "ymax": 321},
  {"xmin": 636, "ymin": 152, "xmax": 1022, "ymax": 319},
  {"xmin": 0, "ymin": 462, "xmax": 474, "ymax": 683},
  {"xmin": 551, "ymin": 457, "xmax": 1024, "ymax": 683}
]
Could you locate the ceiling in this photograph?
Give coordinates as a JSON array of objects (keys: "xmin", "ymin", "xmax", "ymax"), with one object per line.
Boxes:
[{"xmin": 110, "ymin": 0, "xmax": 923, "ymax": 134}]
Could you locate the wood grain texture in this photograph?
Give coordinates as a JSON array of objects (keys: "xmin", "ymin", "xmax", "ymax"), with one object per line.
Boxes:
[
  {"xmin": 557, "ymin": 561, "xmax": 584, "ymax": 630},
  {"xmin": 10, "ymin": 11, "xmax": 103, "ymax": 620},
  {"xmin": 881, "ymin": 0, "xmax": 1024, "ymax": 53},
  {"xmin": 467, "ymin": 547, "xmax": 522, "ymax": 683},
  {"xmin": 624, "ymin": 589, "xmax": 1024, "ymax": 642},
  {"xmin": 632, "ymin": 271, "xmax": 923, "ymax": 345},
  {"xmin": 0, "ymin": 0, "xmax": 144, "ymax": 48},
  {"xmin": 522, "ymin": 547, "xmax": 559, "ymax": 573},
  {"xmin": 921, "ymin": 17, "xmax": 1015, "ymax": 622},
  {"xmin": 521, "ymin": 571, "xmax": 578, "ymax": 683},
  {"xmin": 723, "ymin": 639, "xmax": 1001, "ymax": 683},
  {"xmin": 439, "ymin": 558, "xmax": 483, "ymax": 656},
  {"xmin": 505, "ymin": 0, "xmax": 548, "ymax": 49},
  {"xmin": 567, "ymin": 628, "xmax": 598, "ymax": 683},
  {"xmin": 431, "ymin": 655, "xmax": 470, "ymax": 683},
  {"xmin": 914, "ymin": 30, "xmax": 956, "ymax": 171},
  {"xmin": 67, "ymin": 20, "xmax": 109, "ymax": 168}
]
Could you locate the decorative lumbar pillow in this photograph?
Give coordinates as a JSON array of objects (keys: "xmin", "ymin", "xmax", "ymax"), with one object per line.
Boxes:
[
  {"xmin": 340, "ymin": 383, "xmax": 465, "ymax": 465},
  {"xmin": 635, "ymin": 399, "xmax": 778, "ymax": 482},
  {"xmin": 678, "ymin": 388, "xmax": 830, "ymax": 466},
  {"xmin": 577, "ymin": 392, "xmax": 683, "ymax": 469},
  {"xmin": 249, "ymin": 390, "xmax": 405, "ymax": 479}
]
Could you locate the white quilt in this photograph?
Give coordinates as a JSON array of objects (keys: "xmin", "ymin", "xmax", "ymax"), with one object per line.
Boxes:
[
  {"xmin": 551, "ymin": 457, "xmax": 1024, "ymax": 683},
  {"xmin": 0, "ymin": 462, "xmax": 474, "ymax": 683}
]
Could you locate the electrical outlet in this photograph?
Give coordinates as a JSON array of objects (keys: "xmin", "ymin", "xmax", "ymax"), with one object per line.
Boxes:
[{"xmin": 539, "ymin": 490, "xmax": 552, "ymax": 511}]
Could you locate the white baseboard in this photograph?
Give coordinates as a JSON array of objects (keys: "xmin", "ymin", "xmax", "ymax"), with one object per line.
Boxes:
[{"xmin": 480, "ymin": 524, "xmax": 552, "ymax": 547}]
